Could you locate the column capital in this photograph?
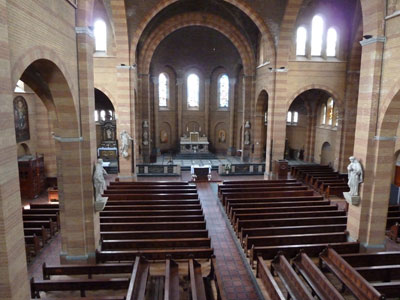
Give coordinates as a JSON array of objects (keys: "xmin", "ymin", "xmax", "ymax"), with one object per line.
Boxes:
[{"xmin": 75, "ymin": 27, "xmax": 94, "ymax": 39}]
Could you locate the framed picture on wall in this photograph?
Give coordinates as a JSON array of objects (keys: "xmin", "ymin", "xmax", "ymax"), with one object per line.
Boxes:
[{"xmin": 13, "ymin": 96, "xmax": 30, "ymax": 143}]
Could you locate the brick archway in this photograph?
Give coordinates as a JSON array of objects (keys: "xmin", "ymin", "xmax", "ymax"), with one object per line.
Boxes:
[
  {"xmin": 138, "ymin": 12, "xmax": 255, "ymax": 76},
  {"xmin": 131, "ymin": 0, "xmax": 275, "ymax": 63},
  {"xmin": 94, "ymin": 85, "xmax": 117, "ymax": 109}
]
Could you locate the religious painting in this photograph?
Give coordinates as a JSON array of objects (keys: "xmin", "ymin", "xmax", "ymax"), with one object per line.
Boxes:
[
  {"xmin": 218, "ymin": 130, "xmax": 226, "ymax": 143},
  {"xmin": 14, "ymin": 96, "xmax": 30, "ymax": 143},
  {"xmin": 102, "ymin": 122, "xmax": 116, "ymax": 141},
  {"xmin": 160, "ymin": 130, "xmax": 168, "ymax": 143}
]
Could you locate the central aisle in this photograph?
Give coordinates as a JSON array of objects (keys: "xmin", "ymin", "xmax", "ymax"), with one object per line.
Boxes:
[{"xmin": 196, "ymin": 182, "xmax": 264, "ymax": 300}]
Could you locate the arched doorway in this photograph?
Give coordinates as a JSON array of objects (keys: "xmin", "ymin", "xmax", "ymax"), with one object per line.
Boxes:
[{"xmin": 320, "ymin": 142, "xmax": 333, "ymax": 165}]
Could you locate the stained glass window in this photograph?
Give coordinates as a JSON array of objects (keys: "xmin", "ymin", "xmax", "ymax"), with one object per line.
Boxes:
[
  {"xmin": 328, "ymin": 98, "xmax": 334, "ymax": 125},
  {"xmin": 311, "ymin": 15, "xmax": 324, "ymax": 56},
  {"xmin": 322, "ymin": 104, "xmax": 327, "ymax": 124},
  {"xmin": 287, "ymin": 111, "xmax": 292, "ymax": 123},
  {"xmin": 94, "ymin": 20, "xmax": 107, "ymax": 52},
  {"xmin": 296, "ymin": 27, "xmax": 307, "ymax": 56},
  {"xmin": 218, "ymin": 74, "xmax": 229, "ymax": 108},
  {"xmin": 293, "ymin": 111, "xmax": 299, "ymax": 124},
  {"xmin": 187, "ymin": 74, "xmax": 199, "ymax": 108},
  {"xmin": 326, "ymin": 28, "xmax": 337, "ymax": 57},
  {"xmin": 159, "ymin": 73, "xmax": 168, "ymax": 107}
]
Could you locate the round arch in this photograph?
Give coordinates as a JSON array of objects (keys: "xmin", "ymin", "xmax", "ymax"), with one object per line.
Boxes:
[
  {"xmin": 94, "ymin": 86, "xmax": 117, "ymax": 109},
  {"xmin": 138, "ymin": 12, "xmax": 255, "ymax": 76},
  {"xmin": 131, "ymin": 0, "xmax": 275, "ymax": 62},
  {"xmin": 287, "ymin": 84, "xmax": 343, "ymax": 111}
]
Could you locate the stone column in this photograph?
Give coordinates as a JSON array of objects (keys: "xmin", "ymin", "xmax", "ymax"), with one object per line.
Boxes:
[
  {"xmin": 116, "ymin": 66, "xmax": 134, "ymax": 176},
  {"xmin": 0, "ymin": 1, "xmax": 30, "ymax": 298},
  {"xmin": 347, "ymin": 35, "xmax": 386, "ymax": 251},
  {"xmin": 204, "ymin": 79, "xmax": 210, "ymax": 136},
  {"xmin": 152, "ymin": 76, "xmax": 160, "ymax": 150},
  {"xmin": 242, "ymin": 75, "xmax": 254, "ymax": 162},
  {"xmin": 177, "ymin": 77, "xmax": 184, "ymax": 138},
  {"xmin": 304, "ymin": 109, "xmax": 317, "ymax": 162},
  {"xmin": 138, "ymin": 74, "xmax": 151, "ymax": 162},
  {"xmin": 228, "ymin": 78, "xmax": 236, "ymax": 154}
]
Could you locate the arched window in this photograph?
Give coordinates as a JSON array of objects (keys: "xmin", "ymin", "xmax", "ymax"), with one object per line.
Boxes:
[
  {"xmin": 218, "ymin": 74, "xmax": 229, "ymax": 108},
  {"xmin": 94, "ymin": 110, "xmax": 99, "ymax": 122},
  {"xmin": 94, "ymin": 19, "xmax": 107, "ymax": 52},
  {"xmin": 14, "ymin": 80, "xmax": 25, "ymax": 93},
  {"xmin": 287, "ymin": 111, "xmax": 292, "ymax": 123},
  {"xmin": 293, "ymin": 111, "xmax": 299, "ymax": 124},
  {"xmin": 100, "ymin": 110, "xmax": 106, "ymax": 121},
  {"xmin": 296, "ymin": 27, "xmax": 307, "ymax": 56},
  {"xmin": 311, "ymin": 15, "xmax": 324, "ymax": 56},
  {"xmin": 187, "ymin": 73, "xmax": 199, "ymax": 108},
  {"xmin": 159, "ymin": 73, "xmax": 169, "ymax": 107},
  {"xmin": 327, "ymin": 98, "xmax": 334, "ymax": 125},
  {"xmin": 326, "ymin": 28, "xmax": 337, "ymax": 57},
  {"xmin": 322, "ymin": 104, "xmax": 327, "ymax": 124}
]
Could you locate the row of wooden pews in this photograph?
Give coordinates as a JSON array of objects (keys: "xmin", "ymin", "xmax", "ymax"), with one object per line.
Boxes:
[
  {"xmin": 31, "ymin": 255, "xmax": 225, "ymax": 299},
  {"xmin": 23, "ymin": 202, "xmax": 60, "ymax": 260},
  {"xmin": 218, "ymin": 179, "xmax": 359, "ymax": 268},
  {"xmin": 291, "ymin": 164, "xmax": 349, "ymax": 197},
  {"xmin": 97, "ymin": 180, "xmax": 214, "ymax": 261},
  {"xmin": 257, "ymin": 246, "xmax": 400, "ymax": 300}
]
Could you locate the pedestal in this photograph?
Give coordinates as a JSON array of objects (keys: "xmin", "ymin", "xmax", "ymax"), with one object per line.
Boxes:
[
  {"xmin": 95, "ymin": 197, "xmax": 108, "ymax": 212},
  {"xmin": 273, "ymin": 160, "xmax": 289, "ymax": 178},
  {"xmin": 343, "ymin": 192, "xmax": 360, "ymax": 206}
]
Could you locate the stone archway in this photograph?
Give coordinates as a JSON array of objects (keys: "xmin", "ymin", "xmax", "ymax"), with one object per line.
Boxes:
[
  {"xmin": 320, "ymin": 142, "xmax": 333, "ymax": 165},
  {"xmin": 253, "ymin": 90, "xmax": 268, "ymax": 162}
]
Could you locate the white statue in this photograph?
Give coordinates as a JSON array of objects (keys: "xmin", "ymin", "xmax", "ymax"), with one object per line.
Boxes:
[
  {"xmin": 244, "ymin": 130, "xmax": 251, "ymax": 145},
  {"xmin": 347, "ymin": 156, "xmax": 363, "ymax": 196},
  {"xmin": 143, "ymin": 130, "xmax": 149, "ymax": 146},
  {"xmin": 120, "ymin": 130, "xmax": 133, "ymax": 158},
  {"xmin": 93, "ymin": 158, "xmax": 108, "ymax": 201}
]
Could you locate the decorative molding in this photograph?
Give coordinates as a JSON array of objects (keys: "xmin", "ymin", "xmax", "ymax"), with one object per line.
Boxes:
[
  {"xmin": 268, "ymin": 67, "xmax": 288, "ymax": 73},
  {"xmin": 52, "ymin": 134, "xmax": 83, "ymax": 143},
  {"xmin": 374, "ymin": 136, "xmax": 397, "ymax": 141},
  {"xmin": 75, "ymin": 27, "xmax": 94, "ymax": 39},
  {"xmin": 359, "ymin": 36, "xmax": 386, "ymax": 47},
  {"xmin": 117, "ymin": 65, "xmax": 134, "ymax": 70}
]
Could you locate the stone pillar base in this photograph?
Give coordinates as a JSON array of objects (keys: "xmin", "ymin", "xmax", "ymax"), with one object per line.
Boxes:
[
  {"xmin": 360, "ymin": 242, "xmax": 385, "ymax": 253},
  {"xmin": 343, "ymin": 192, "xmax": 361, "ymax": 206},
  {"xmin": 60, "ymin": 252, "xmax": 97, "ymax": 264}
]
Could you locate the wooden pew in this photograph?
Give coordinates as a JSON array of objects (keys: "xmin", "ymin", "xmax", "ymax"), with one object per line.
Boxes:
[
  {"xmin": 108, "ymin": 184, "xmax": 195, "ymax": 190},
  {"xmin": 96, "ymin": 248, "xmax": 213, "ymax": 262},
  {"xmin": 24, "ymin": 226, "xmax": 49, "ymax": 242},
  {"xmin": 340, "ymin": 251, "xmax": 400, "ymax": 267},
  {"xmin": 306, "ymin": 174, "xmax": 341, "ymax": 185},
  {"xmin": 106, "ymin": 193, "xmax": 199, "ymax": 201},
  {"xmin": 222, "ymin": 179, "xmax": 296, "ymax": 184},
  {"xmin": 354, "ymin": 264, "xmax": 400, "ymax": 282},
  {"xmin": 386, "ymin": 216, "xmax": 400, "ymax": 229},
  {"xmin": 236, "ymin": 215, "xmax": 348, "ymax": 232},
  {"xmin": 188, "ymin": 258, "xmax": 207, "ymax": 300},
  {"xmin": 30, "ymin": 277, "xmax": 130, "ymax": 298},
  {"xmin": 219, "ymin": 182, "xmax": 303, "ymax": 194},
  {"xmin": 209, "ymin": 255, "xmax": 227, "ymax": 300},
  {"xmin": 23, "ymin": 220, "xmax": 57, "ymax": 236},
  {"xmin": 292, "ymin": 250, "xmax": 344, "ymax": 300},
  {"xmin": 111, "ymin": 180, "xmax": 189, "ymax": 185},
  {"xmin": 100, "ymin": 221, "xmax": 207, "ymax": 231},
  {"xmin": 104, "ymin": 189, "xmax": 198, "ymax": 195},
  {"xmin": 245, "ymin": 232, "xmax": 348, "ymax": 253},
  {"xmin": 103, "ymin": 204, "xmax": 202, "ymax": 211},
  {"xmin": 25, "ymin": 234, "xmax": 41, "ymax": 256},
  {"xmin": 29, "ymin": 203, "xmax": 59, "ymax": 209},
  {"xmin": 256, "ymin": 256, "xmax": 285, "ymax": 300},
  {"xmin": 164, "ymin": 257, "xmax": 179, "ymax": 300},
  {"xmin": 326, "ymin": 185, "xmax": 350, "ymax": 198},
  {"xmin": 125, "ymin": 256, "xmax": 149, "ymax": 300},
  {"xmin": 42, "ymin": 262, "xmax": 133, "ymax": 279},
  {"xmin": 388, "ymin": 222, "xmax": 400, "ymax": 242},
  {"xmin": 319, "ymin": 246, "xmax": 384, "ymax": 300},
  {"xmin": 23, "ymin": 208, "xmax": 59, "ymax": 214},
  {"xmin": 106, "ymin": 199, "xmax": 201, "ymax": 206},
  {"xmin": 101, "ymin": 237, "xmax": 211, "ymax": 250},
  {"xmin": 270, "ymin": 252, "xmax": 314, "ymax": 300},
  {"xmin": 240, "ymin": 224, "xmax": 347, "ymax": 243},
  {"xmin": 101, "ymin": 229, "xmax": 209, "ymax": 240},
  {"xmin": 250, "ymin": 241, "xmax": 359, "ymax": 266},
  {"xmin": 22, "ymin": 213, "xmax": 60, "ymax": 229},
  {"xmin": 101, "ymin": 209, "xmax": 203, "ymax": 217},
  {"xmin": 100, "ymin": 215, "xmax": 204, "ymax": 223}
]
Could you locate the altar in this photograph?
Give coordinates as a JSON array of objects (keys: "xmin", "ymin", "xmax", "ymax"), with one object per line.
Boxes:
[{"xmin": 180, "ymin": 132, "xmax": 209, "ymax": 153}]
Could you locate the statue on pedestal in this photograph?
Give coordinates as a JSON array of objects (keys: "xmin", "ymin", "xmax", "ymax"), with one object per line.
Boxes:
[
  {"xmin": 344, "ymin": 156, "xmax": 363, "ymax": 206},
  {"xmin": 93, "ymin": 158, "xmax": 108, "ymax": 202},
  {"xmin": 119, "ymin": 130, "xmax": 133, "ymax": 158},
  {"xmin": 244, "ymin": 130, "xmax": 251, "ymax": 145}
]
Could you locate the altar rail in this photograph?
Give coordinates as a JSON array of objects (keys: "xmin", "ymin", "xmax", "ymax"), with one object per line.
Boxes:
[
  {"xmin": 218, "ymin": 163, "xmax": 265, "ymax": 176},
  {"xmin": 136, "ymin": 164, "xmax": 181, "ymax": 177}
]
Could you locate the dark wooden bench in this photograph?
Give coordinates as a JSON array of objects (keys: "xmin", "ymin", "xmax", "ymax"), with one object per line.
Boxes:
[
  {"xmin": 270, "ymin": 252, "xmax": 314, "ymax": 300},
  {"xmin": 245, "ymin": 232, "xmax": 348, "ymax": 253},
  {"xmin": 100, "ymin": 215, "xmax": 204, "ymax": 223},
  {"xmin": 29, "ymin": 203, "xmax": 59, "ymax": 209},
  {"xmin": 222, "ymin": 179, "xmax": 297, "ymax": 184},
  {"xmin": 292, "ymin": 250, "xmax": 344, "ymax": 300},
  {"xmin": 314, "ymin": 178, "xmax": 346, "ymax": 189},
  {"xmin": 22, "ymin": 213, "xmax": 60, "ymax": 229},
  {"xmin": 106, "ymin": 199, "xmax": 201, "ymax": 206},
  {"xmin": 250, "ymin": 241, "xmax": 359, "ymax": 267},
  {"xmin": 188, "ymin": 258, "xmax": 207, "ymax": 300},
  {"xmin": 389, "ymin": 205, "xmax": 400, "ymax": 211},
  {"xmin": 101, "ymin": 209, "xmax": 203, "ymax": 217},
  {"xmin": 388, "ymin": 222, "xmax": 400, "ymax": 242},
  {"xmin": 103, "ymin": 204, "xmax": 202, "ymax": 211},
  {"xmin": 219, "ymin": 182, "xmax": 303, "ymax": 194},
  {"xmin": 164, "ymin": 257, "xmax": 179, "ymax": 300},
  {"xmin": 236, "ymin": 215, "xmax": 348, "ymax": 232},
  {"xmin": 355, "ymin": 264, "xmax": 400, "ymax": 282},
  {"xmin": 108, "ymin": 184, "xmax": 195, "ymax": 190},
  {"xmin": 104, "ymin": 189, "xmax": 198, "ymax": 195},
  {"xmin": 386, "ymin": 216, "xmax": 400, "ymax": 229},
  {"xmin": 125, "ymin": 256, "xmax": 149, "ymax": 300},
  {"xmin": 209, "ymin": 255, "xmax": 228, "ymax": 300},
  {"xmin": 42, "ymin": 262, "xmax": 133, "ymax": 279},
  {"xmin": 326, "ymin": 185, "xmax": 350, "ymax": 198},
  {"xmin": 23, "ymin": 208, "xmax": 59, "ymax": 214},
  {"xmin": 101, "ymin": 229, "xmax": 209, "ymax": 240},
  {"xmin": 319, "ymin": 246, "xmax": 384, "ymax": 300},
  {"xmin": 111, "ymin": 180, "xmax": 189, "ymax": 185},
  {"xmin": 96, "ymin": 248, "xmax": 214, "ymax": 262},
  {"xmin": 23, "ymin": 220, "xmax": 57, "ymax": 236},
  {"xmin": 256, "ymin": 256, "xmax": 285, "ymax": 300},
  {"xmin": 100, "ymin": 221, "xmax": 207, "ymax": 231},
  {"xmin": 340, "ymin": 251, "xmax": 400, "ymax": 267},
  {"xmin": 106, "ymin": 193, "xmax": 199, "ymax": 201},
  {"xmin": 240, "ymin": 224, "xmax": 347, "ymax": 243},
  {"xmin": 25, "ymin": 234, "xmax": 41, "ymax": 256},
  {"xmin": 101, "ymin": 237, "xmax": 211, "ymax": 250},
  {"xmin": 24, "ymin": 226, "xmax": 49, "ymax": 242},
  {"xmin": 306, "ymin": 173, "xmax": 341, "ymax": 185}
]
